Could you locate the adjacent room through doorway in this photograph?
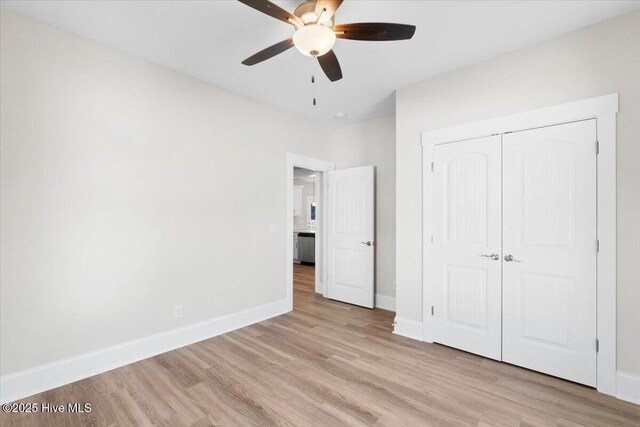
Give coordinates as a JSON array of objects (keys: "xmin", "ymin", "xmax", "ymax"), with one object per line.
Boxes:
[{"xmin": 293, "ymin": 167, "xmax": 318, "ymax": 300}]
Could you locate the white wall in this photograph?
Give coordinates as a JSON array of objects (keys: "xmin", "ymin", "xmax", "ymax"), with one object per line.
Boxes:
[
  {"xmin": 0, "ymin": 10, "xmax": 335, "ymax": 376},
  {"xmin": 395, "ymin": 11, "xmax": 640, "ymax": 374},
  {"xmin": 332, "ymin": 115, "xmax": 396, "ymax": 299}
]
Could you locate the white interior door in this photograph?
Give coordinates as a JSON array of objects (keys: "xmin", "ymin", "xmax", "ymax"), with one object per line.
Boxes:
[
  {"xmin": 433, "ymin": 136, "xmax": 502, "ymax": 360},
  {"xmin": 326, "ymin": 166, "xmax": 374, "ymax": 308},
  {"xmin": 502, "ymin": 120, "xmax": 597, "ymax": 386}
]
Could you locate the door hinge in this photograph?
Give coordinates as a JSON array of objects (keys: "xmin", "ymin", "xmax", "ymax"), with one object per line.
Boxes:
[
  {"xmin": 595, "ymin": 140, "xmax": 600, "ymax": 155},
  {"xmin": 596, "ymin": 339, "xmax": 600, "ymax": 352},
  {"xmin": 431, "ymin": 162, "xmax": 434, "ymax": 172},
  {"xmin": 596, "ymin": 239, "xmax": 600, "ymax": 253},
  {"xmin": 430, "ymin": 234, "xmax": 434, "ymax": 244},
  {"xmin": 431, "ymin": 306, "xmax": 434, "ymax": 316}
]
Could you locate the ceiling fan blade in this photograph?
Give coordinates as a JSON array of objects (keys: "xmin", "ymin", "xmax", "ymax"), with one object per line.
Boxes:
[
  {"xmin": 334, "ymin": 22, "xmax": 416, "ymax": 41},
  {"xmin": 315, "ymin": 0, "xmax": 344, "ymax": 20},
  {"xmin": 237, "ymin": 0, "xmax": 303, "ymax": 27},
  {"xmin": 242, "ymin": 38, "xmax": 294, "ymax": 66},
  {"xmin": 317, "ymin": 50, "xmax": 342, "ymax": 82}
]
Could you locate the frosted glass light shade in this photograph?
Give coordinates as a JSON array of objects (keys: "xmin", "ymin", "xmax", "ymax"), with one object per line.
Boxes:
[{"xmin": 293, "ymin": 24, "xmax": 336, "ymax": 57}]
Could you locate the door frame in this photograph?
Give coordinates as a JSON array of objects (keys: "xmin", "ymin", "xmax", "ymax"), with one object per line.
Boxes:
[
  {"xmin": 421, "ymin": 93, "xmax": 618, "ymax": 396},
  {"xmin": 286, "ymin": 153, "xmax": 335, "ymax": 311}
]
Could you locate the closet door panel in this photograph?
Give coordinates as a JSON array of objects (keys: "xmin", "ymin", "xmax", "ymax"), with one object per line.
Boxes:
[
  {"xmin": 502, "ymin": 120, "xmax": 597, "ymax": 386},
  {"xmin": 432, "ymin": 135, "xmax": 502, "ymax": 360}
]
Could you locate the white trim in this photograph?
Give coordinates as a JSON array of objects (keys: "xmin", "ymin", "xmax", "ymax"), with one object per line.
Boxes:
[
  {"xmin": 0, "ymin": 299, "xmax": 288, "ymax": 404},
  {"xmin": 322, "ymin": 172, "xmax": 330, "ymax": 298},
  {"xmin": 595, "ymin": 111, "xmax": 617, "ymax": 395},
  {"xmin": 420, "ymin": 94, "xmax": 618, "ymax": 145},
  {"xmin": 375, "ymin": 294, "xmax": 396, "ymax": 311},
  {"xmin": 286, "ymin": 153, "xmax": 335, "ymax": 309},
  {"xmin": 616, "ymin": 371, "xmax": 640, "ymax": 405},
  {"xmin": 314, "ymin": 176, "xmax": 323, "ymax": 295},
  {"xmin": 393, "ymin": 317, "xmax": 423, "ymax": 341},
  {"xmin": 421, "ymin": 93, "xmax": 618, "ymax": 395}
]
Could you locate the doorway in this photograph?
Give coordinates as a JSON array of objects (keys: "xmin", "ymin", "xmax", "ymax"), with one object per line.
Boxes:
[
  {"xmin": 293, "ymin": 166, "xmax": 320, "ymax": 300},
  {"xmin": 286, "ymin": 154, "xmax": 334, "ymax": 311},
  {"xmin": 286, "ymin": 153, "xmax": 377, "ymax": 311}
]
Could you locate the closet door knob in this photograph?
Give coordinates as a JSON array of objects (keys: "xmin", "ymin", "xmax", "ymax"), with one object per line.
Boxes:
[
  {"xmin": 504, "ymin": 254, "xmax": 522, "ymax": 262},
  {"xmin": 480, "ymin": 253, "xmax": 500, "ymax": 261}
]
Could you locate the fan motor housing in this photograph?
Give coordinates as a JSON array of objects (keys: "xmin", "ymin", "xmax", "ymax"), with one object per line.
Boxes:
[{"xmin": 294, "ymin": 1, "xmax": 335, "ymax": 28}]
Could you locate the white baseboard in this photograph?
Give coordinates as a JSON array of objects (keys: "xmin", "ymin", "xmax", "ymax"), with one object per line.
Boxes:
[
  {"xmin": 375, "ymin": 294, "xmax": 396, "ymax": 311},
  {"xmin": 393, "ymin": 316, "xmax": 423, "ymax": 341},
  {"xmin": 617, "ymin": 371, "xmax": 640, "ymax": 405},
  {"xmin": 0, "ymin": 299, "xmax": 289, "ymax": 404}
]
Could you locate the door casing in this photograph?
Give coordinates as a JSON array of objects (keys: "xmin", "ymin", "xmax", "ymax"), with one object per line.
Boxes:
[{"xmin": 418, "ymin": 94, "xmax": 618, "ymax": 396}]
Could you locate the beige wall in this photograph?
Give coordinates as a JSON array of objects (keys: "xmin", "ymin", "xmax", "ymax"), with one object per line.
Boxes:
[
  {"xmin": 0, "ymin": 10, "xmax": 336, "ymax": 375},
  {"xmin": 0, "ymin": 9, "xmax": 400, "ymax": 378},
  {"xmin": 395, "ymin": 11, "xmax": 640, "ymax": 374},
  {"xmin": 332, "ymin": 115, "xmax": 396, "ymax": 299}
]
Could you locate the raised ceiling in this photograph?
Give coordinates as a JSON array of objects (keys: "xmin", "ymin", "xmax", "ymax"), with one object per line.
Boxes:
[{"xmin": 2, "ymin": 1, "xmax": 638, "ymax": 127}]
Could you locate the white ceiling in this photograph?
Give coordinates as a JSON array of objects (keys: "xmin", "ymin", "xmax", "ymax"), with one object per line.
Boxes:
[{"xmin": 2, "ymin": 1, "xmax": 638, "ymax": 128}]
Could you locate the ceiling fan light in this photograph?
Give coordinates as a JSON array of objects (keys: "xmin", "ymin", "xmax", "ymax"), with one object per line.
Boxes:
[{"xmin": 293, "ymin": 24, "xmax": 336, "ymax": 57}]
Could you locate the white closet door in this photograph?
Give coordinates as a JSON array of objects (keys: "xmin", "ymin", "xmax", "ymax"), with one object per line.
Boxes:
[
  {"xmin": 326, "ymin": 166, "xmax": 375, "ymax": 308},
  {"xmin": 433, "ymin": 135, "xmax": 502, "ymax": 360},
  {"xmin": 502, "ymin": 120, "xmax": 597, "ymax": 386}
]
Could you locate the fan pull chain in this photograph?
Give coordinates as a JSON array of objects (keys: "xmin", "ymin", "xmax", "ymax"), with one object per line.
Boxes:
[{"xmin": 311, "ymin": 75, "xmax": 316, "ymax": 106}]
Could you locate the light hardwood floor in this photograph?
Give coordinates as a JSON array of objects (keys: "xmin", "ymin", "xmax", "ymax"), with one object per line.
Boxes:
[{"xmin": 2, "ymin": 264, "xmax": 639, "ymax": 426}]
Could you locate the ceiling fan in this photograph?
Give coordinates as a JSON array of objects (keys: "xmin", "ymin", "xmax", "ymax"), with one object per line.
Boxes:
[{"xmin": 237, "ymin": 0, "xmax": 416, "ymax": 82}]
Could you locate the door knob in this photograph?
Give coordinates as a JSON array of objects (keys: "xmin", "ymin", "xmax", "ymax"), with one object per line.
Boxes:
[
  {"xmin": 504, "ymin": 254, "xmax": 522, "ymax": 262},
  {"xmin": 480, "ymin": 253, "xmax": 500, "ymax": 261},
  {"xmin": 361, "ymin": 241, "xmax": 373, "ymax": 246}
]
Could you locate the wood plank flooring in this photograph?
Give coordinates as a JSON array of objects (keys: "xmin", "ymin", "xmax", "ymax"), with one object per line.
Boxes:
[{"xmin": 1, "ymin": 263, "xmax": 639, "ymax": 426}]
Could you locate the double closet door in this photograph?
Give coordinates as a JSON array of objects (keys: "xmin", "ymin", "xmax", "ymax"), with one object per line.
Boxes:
[{"xmin": 432, "ymin": 120, "xmax": 597, "ymax": 387}]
